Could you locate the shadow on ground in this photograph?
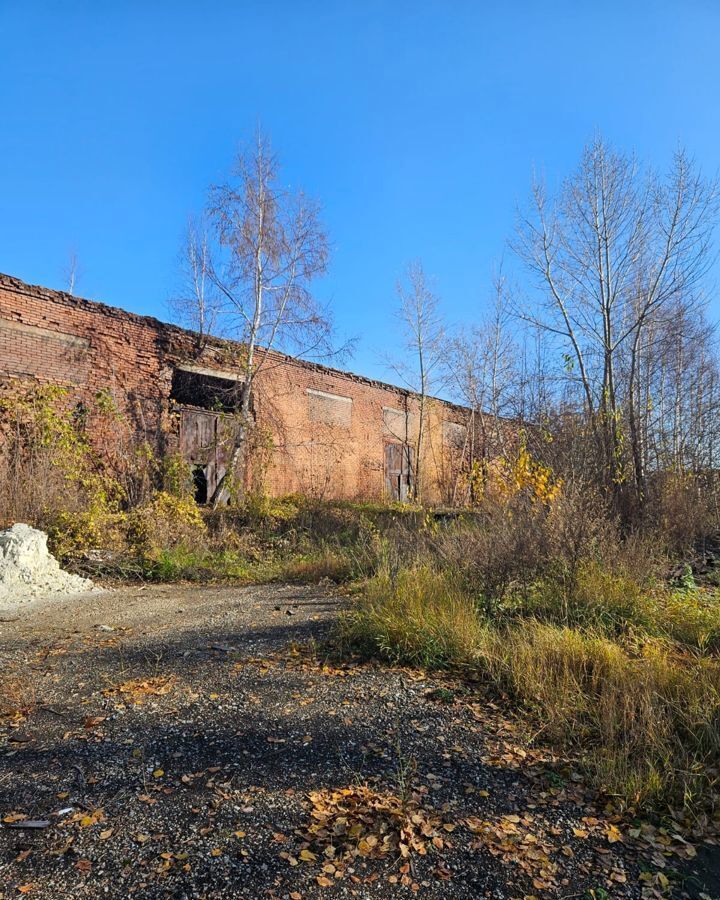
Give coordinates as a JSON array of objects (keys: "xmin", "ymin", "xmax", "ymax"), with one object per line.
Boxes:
[{"xmin": 0, "ymin": 583, "xmax": 714, "ymax": 898}]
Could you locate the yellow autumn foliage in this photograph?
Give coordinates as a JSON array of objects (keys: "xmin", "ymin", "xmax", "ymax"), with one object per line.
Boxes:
[{"xmin": 466, "ymin": 445, "xmax": 561, "ymax": 505}]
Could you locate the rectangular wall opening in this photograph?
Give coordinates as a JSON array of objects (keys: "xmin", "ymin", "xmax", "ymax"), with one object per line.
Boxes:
[{"xmin": 170, "ymin": 367, "xmax": 242, "ymax": 412}]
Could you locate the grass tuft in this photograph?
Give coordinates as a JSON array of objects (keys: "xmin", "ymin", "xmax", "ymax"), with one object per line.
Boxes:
[{"xmin": 339, "ymin": 567, "xmax": 486, "ymax": 669}]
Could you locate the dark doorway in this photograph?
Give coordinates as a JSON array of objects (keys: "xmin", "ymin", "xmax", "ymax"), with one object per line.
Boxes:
[
  {"xmin": 385, "ymin": 443, "xmax": 414, "ymax": 501},
  {"xmin": 192, "ymin": 465, "xmax": 208, "ymax": 505}
]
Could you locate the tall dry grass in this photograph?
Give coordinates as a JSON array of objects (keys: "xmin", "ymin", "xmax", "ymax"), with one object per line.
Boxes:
[
  {"xmin": 338, "ymin": 554, "xmax": 720, "ymax": 811},
  {"xmin": 340, "ymin": 567, "xmax": 486, "ymax": 669}
]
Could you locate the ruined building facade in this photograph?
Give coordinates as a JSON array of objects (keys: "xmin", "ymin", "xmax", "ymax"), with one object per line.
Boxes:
[{"xmin": 0, "ymin": 273, "xmax": 471, "ymax": 504}]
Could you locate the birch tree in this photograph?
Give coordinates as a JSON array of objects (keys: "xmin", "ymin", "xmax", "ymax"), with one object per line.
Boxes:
[
  {"xmin": 63, "ymin": 250, "xmax": 81, "ymax": 295},
  {"xmin": 171, "ymin": 216, "xmax": 219, "ymax": 349},
  {"xmin": 446, "ymin": 274, "xmax": 521, "ymax": 458},
  {"xmin": 175, "ymin": 131, "xmax": 333, "ymax": 506},
  {"xmin": 392, "ymin": 262, "xmax": 445, "ymax": 501},
  {"xmin": 514, "ymin": 137, "xmax": 718, "ymax": 503}
]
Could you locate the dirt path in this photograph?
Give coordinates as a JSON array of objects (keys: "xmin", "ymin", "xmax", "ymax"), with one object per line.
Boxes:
[{"xmin": 0, "ymin": 584, "xmax": 715, "ymax": 898}]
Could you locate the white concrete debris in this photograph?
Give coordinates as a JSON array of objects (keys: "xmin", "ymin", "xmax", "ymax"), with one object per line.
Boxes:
[{"xmin": 0, "ymin": 523, "xmax": 95, "ymax": 607}]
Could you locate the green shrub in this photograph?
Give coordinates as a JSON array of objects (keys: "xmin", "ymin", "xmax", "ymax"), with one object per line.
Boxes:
[
  {"xmin": 161, "ymin": 452, "xmax": 194, "ymax": 499},
  {"xmin": 279, "ymin": 546, "xmax": 355, "ymax": 584},
  {"xmin": 126, "ymin": 491, "xmax": 206, "ymax": 561},
  {"xmin": 518, "ymin": 562, "xmax": 720, "ymax": 652},
  {"xmin": 0, "ymin": 382, "xmax": 156, "ymax": 528},
  {"xmin": 241, "ymin": 491, "xmax": 305, "ymax": 524},
  {"xmin": 47, "ymin": 508, "xmax": 127, "ymax": 563},
  {"xmin": 143, "ymin": 546, "xmax": 257, "ymax": 581},
  {"xmin": 517, "ymin": 561, "xmax": 656, "ymax": 635},
  {"xmin": 656, "ymin": 587, "xmax": 720, "ymax": 651}
]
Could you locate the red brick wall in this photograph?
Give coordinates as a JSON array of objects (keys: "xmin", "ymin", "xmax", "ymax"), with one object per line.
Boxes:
[
  {"xmin": 257, "ymin": 359, "xmax": 422, "ymax": 499},
  {"xmin": 0, "ymin": 274, "xmax": 469, "ymax": 502},
  {"xmin": 0, "ymin": 274, "xmax": 176, "ymax": 445}
]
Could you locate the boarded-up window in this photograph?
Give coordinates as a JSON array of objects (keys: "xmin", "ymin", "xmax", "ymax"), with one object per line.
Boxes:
[
  {"xmin": 382, "ymin": 407, "xmax": 418, "ymax": 442},
  {"xmin": 307, "ymin": 389, "xmax": 352, "ymax": 427},
  {"xmin": 443, "ymin": 421, "xmax": 467, "ymax": 450}
]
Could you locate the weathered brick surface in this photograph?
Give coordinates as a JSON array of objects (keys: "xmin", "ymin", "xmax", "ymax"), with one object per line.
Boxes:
[{"xmin": 0, "ymin": 273, "xmax": 469, "ymax": 502}]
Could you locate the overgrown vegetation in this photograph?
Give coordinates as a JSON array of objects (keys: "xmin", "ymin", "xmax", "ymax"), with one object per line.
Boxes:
[
  {"xmin": 0, "ymin": 383, "xmax": 381, "ymax": 584},
  {"xmin": 5, "ymin": 379, "xmax": 720, "ymax": 820},
  {"xmin": 6, "ymin": 161, "xmax": 720, "ymax": 824},
  {"xmin": 337, "ymin": 481, "xmax": 720, "ymax": 815}
]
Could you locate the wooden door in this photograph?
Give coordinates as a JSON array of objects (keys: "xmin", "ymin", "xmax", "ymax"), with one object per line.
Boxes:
[
  {"xmin": 179, "ymin": 408, "xmax": 229, "ymax": 502},
  {"xmin": 385, "ymin": 443, "xmax": 414, "ymax": 501}
]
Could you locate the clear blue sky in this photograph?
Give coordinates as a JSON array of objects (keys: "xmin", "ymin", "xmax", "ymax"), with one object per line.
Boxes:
[{"xmin": 1, "ymin": 1, "xmax": 719, "ymax": 382}]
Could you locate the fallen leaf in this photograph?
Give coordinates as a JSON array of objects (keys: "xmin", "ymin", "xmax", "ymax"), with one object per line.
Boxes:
[
  {"xmin": 83, "ymin": 716, "xmax": 106, "ymax": 729},
  {"xmin": 2, "ymin": 813, "xmax": 26, "ymax": 824}
]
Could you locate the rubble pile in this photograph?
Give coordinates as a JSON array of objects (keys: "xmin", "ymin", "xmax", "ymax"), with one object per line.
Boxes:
[{"xmin": 0, "ymin": 523, "xmax": 94, "ymax": 608}]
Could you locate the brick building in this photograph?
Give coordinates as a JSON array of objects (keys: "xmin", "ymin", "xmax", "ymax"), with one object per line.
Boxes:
[{"xmin": 0, "ymin": 273, "xmax": 472, "ymax": 504}]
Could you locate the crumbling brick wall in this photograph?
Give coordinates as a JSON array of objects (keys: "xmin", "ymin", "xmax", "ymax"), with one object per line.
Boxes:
[
  {"xmin": 0, "ymin": 273, "xmax": 472, "ymax": 503},
  {"xmin": 0, "ymin": 274, "xmax": 178, "ymax": 449}
]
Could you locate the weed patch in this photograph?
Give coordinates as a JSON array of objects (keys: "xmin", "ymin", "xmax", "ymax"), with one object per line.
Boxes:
[{"xmin": 339, "ymin": 568, "xmax": 485, "ymax": 669}]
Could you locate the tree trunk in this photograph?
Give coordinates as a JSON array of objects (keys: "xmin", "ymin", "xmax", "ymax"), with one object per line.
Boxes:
[{"xmin": 210, "ymin": 390, "xmax": 252, "ymax": 508}]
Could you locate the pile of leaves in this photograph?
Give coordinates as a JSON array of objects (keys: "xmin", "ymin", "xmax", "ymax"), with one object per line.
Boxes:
[
  {"xmin": 101, "ymin": 675, "xmax": 176, "ymax": 705},
  {"xmin": 289, "ymin": 785, "xmax": 451, "ymax": 886},
  {"xmin": 466, "ymin": 813, "xmax": 560, "ymax": 892},
  {"xmin": 0, "ymin": 674, "xmax": 35, "ymax": 725},
  {"xmin": 464, "ymin": 812, "xmax": 634, "ymax": 894}
]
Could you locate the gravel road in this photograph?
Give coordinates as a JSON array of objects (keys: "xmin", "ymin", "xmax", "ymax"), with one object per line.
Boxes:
[{"xmin": 0, "ymin": 583, "xmax": 716, "ymax": 898}]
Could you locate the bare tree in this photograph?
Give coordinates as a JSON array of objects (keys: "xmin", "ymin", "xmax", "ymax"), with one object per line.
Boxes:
[
  {"xmin": 633, "ymin": 300, "xmax": 720, "ymax": 475},
  {"xmin": 63, "ymin": 250, "xmax": 82, "ymax": 295},
  {"xmin": 444, "ymin": 273, "xmax": 550, "ymax": 503},
  {"xmin": 179, "ymin": 131, "xmax": 333, "ymax": 506},
  {"xmin": 170, "ymin": 216, "xmax": 219, "ymax": 348},
  {"xmin": 514, "ymin": 137, "xmax": 719, "ymax": 504},
  {"xmin": 446, "ymin": 273, "xmax": 521, "ymax": 455},
  {"xmin": 391, "ymin": 261, "xmax": 446, "ymax": 501}
]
